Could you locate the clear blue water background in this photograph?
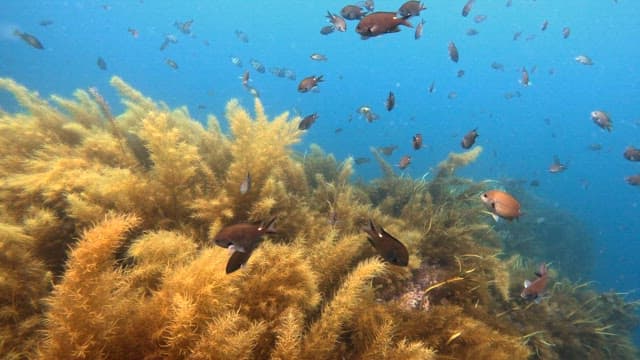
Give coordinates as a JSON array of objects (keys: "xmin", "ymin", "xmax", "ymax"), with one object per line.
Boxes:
[{"xmin": 2, "ymin": 0, "xmax": 639, "ymax": 344}]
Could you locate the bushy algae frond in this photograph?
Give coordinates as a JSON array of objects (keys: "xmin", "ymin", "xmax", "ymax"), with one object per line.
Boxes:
[{"xmin": 0, "ymin": 77, "xmax": 637, "ymax": 359}]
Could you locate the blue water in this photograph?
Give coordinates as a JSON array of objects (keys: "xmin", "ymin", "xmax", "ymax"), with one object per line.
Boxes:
[{"xmin": 2, "ymin": 0, "xmax": 639, "ymax": 342}]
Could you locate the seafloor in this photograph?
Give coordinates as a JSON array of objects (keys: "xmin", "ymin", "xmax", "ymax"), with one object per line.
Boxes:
[{"xmin": 0, "ymin": 77, "xmax": 638, "ymax": 359}]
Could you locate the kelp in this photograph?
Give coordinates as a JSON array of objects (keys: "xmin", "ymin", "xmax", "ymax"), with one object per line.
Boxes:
[{"xmin": 0, "ymin": 77, "xmax": 637, "ymax": 359}]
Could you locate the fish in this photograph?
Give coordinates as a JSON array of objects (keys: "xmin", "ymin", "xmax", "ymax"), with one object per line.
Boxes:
[
  {"xmin": 588, "ymin": 143, "xmax": 602, "ymax": 151},
  {"xmin": 412, "ymin": 134, "xmax": 423, "ymax": 150},
  {"xmin": 283, "ymin": 68, "xmax": 297, "ymax": 81},
  {"xmin": 461, "ymin": 128, "xmax": 478, "ymax": 149},
  {"xmin": 548, "ymin": 156, "xmax": 568, "ymax": 173},
  {"xmin": 356, "ymin": 12, "xmax": 412, "ymax": 39},
  {"xmin": 334, "ymin": 128, "xmax": 343, "ymax": 134},
  {"xmin": 128, "ymin": 28, "xmax": 139, "ymax": 38},
  {"xmin": 457, "ymin": 70, "xmax": 465, "ymax": 78},
  {"xmin": 97, "ymin": 57, "xmax": 107, "ymax": 70},
  {"xmin": 354, "ymin": 157, "xmax": 371, "ymax": 165},
  {"xmin": 363, "ymin": 0, "xmax": 375, "ymax": 12},
  {"xmin": 174, "ymin": 19, "xmax": 194, "ymax": 34},
  {"xmin": 235, "ymin": 29, "xmax": 249, "ymax": 43},
  {"xmin": 530, "ymin": 180, "xmax": 540, "ymax": 187},
  {"xmin": 575, "ymin": 55, "xmax": 593, "ymax": 65},
  {"xmin": 625, "ymin": 175, "xmax": 640, "ymax": 186},
  {"xmin": 481, "ymin": 189, "xmax": 522, "ymax": 221},
  {"xmin": 461, "ymin": 0, "xmax": 475, "ymax": 17},
  {"xmin": 241, "ymin": 71, "xmax": 250, "ymax": 86},
  {"xmin": 310, "ymin": 53, "xmax": 328, "ymax": 61},
  {"xmin": 39, "ymin": 20, "xmax": 54, "ymax": 26},
  {"xmin": 165, "ymin": 58, "xmax": 178, "ymax": 69},
  {"xmin": 398, "ymin": 1, "xmax": 426, "ymax": 17},
  {"xmin": 378, "ymin": 145, "xmax": 398, "ymax": 156},
  {"xmin": 513, "ymin": 31, "xmax": 522, "ymax": 41},
  {"xmin": 623, "ymin": 146, "xmax": 640, "ymax": 161},
  {"xmin": 520, "ymin": 67, "xmax": 530, "ymax": 86},
  {"xmin": 326, "ymin": 11, "xmax": 347, "ymax": 32},
  {"xmin": 491, "ymin": 62, "xmax": 504, "ymax": 71},
  {"xmin": 448, "ymin": 42, "xmax": 459, "ymax": 62},
  {"xmin": 298, "ymin": 75, "xmax": 323, "ymax": 93},
  {"xmin": 474, "ymin": 14, "xmax": 487, "ymax": 23},
  {"xmin": 385, "ymin": 91, "xmax": 395, "ymax": 111},
  {"xmin": 447, "ymin": 91, "xmax": 458, "ymax": 100},
  {"xmin": 230, "ymin": 56, "xmax": 242, "ymax": 67},
  {"xmin": 320, "ymin": 25, "xmax": 335, "ymax": 35},
  {"xmin": 341, "ymin": 5, "xmax": 367, "ymax": 20},
  {"xmin": 269, "ymin": 67, "xmax": 286, "ymax": 78},
  {"xmin": 250, "ymin": 59, "xmax": 265, "ymax": 73},
  {"xmin": 415, "ymin": 18, "xmax": 425, "ymax": 40},
  {"xmin": 160, "ymin": 34, "xmax": 178, "ymax": 51},
  {"xmin": 362, "ymin": 219, "xmax": 409, "ymax": 266},
  {"xmin": 428, "ymin": 81, "xmax": 435, "ymax": 93},
  {"xmin": 213, "ymin": 218, "xmax": 277, "ymax": 273},
  {"xmin": 591, "ymin": 110, "xmax": 612, "ymax": 132},
  {"xmin": 521, "ymin": 263, "xmax": 549, "ymax": 302},
  {"xmin": 240, "ymin": 172, "xmax": 251, "ymax": 194},
  {"xmin": 466, "ymin": 28, "xmax": 479, "ymax": 36},
  {"xmin": 298, "ymin": 113, "xmax": 319, "ymax": 130},
  {"xmin": 398, "ymin": 155, "xmax": 411, "ymax": 170},
  {"xmin": 14, "ymin": 30, "xmax": 44, "ymax": 49},
  {"xmin": 562, "ymin": 26, "xmax": 571, "ymax": 39},
  {"xmin": 541, "ymin": 20, "xmax": 549, "ymax": 31}
]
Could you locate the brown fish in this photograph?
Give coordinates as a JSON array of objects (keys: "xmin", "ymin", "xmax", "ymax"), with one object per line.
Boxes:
[
  {"xmin": 213, "ymin": 218, "xmax": 277, "ymax": 273},
  {"xmin": 298, "ymin": 113, "xmax": 319, "ymax": 130},
  {"xmin": 625, "ymin": 174, "xmax": 640, "ymax": 186},
  {"xmin": 398, "ymin": 155, "xmax": 411, "ymax": 169},
  {"xmin": 412, "ymin": 133, "xmax": 423, "ymax": 150},
  {"xmin": 362, "ymin": 219, "xmax": 409, "ymax": 266},
  {"xmin": 320, "ymin": 25, "xmax": 335, "ymax": 35},
  {"xmin": 97, "ymin": 57, "xmax": 107, "ymax": 70},
  {"xmin": 623, "ymin": 146, "xmax": 640, "ymax": 161},
  {"xmin": 462, "ymin": 0, "xmax": 476, "ymax": 17},
  {"xmin": 591, "ymin": 110, "xmax": 612, "ymax": 132},
  {"xmin": 448, "ymin": 41, "xmax": 459, "ymax": 62},
  {"xmin": 521, "ymin": 263, "xmax": 549, "ymax": 302},
  {"xmin": 363, "ymin": 0, "xmax": 375, "ymax": 11},
  {"xmin": 355, "ymin": 157, "xmax": 371, "ymax": 165},
  {"xmin": 298, "ymin": 75, "xmax": 323, "ymax": 92},
  {"xmin": 548, "ymin": 156, "xmax": 567, "ymax": 173},
  {"xmin": 398, "ymin": 1, "xmax": 426, "ymax": 17},
  {"xmin": 341, "ymin": 5, "xmax": 367, "ymax": 20},
  {"xmin": 356, "ymin": 12, "xmax": 412, "ymax": 39},
  {"xmin": 481, "ymin": 189, "xmax": 522, "ymax": 221},
  {"xmin": 326, "ymin": 11, "xmax": 347, "ymax": 32},
  {"xmin": 241, "ymin": 71, "xmax": 250, "ymax": 86},
  {"xmin": 461, "ymin": 128, "xmax": 478, "ymax": 149},
  {"xmin": 385, "ymin": 91, "xmax": 395, "ymax": 111},
  {"xmin": 379, "ymin": 145, "xmax": 398, "ymax": 156},
  {"xmin": 14, "ymin": 30, "xmax": 44, "ymax": 49}
]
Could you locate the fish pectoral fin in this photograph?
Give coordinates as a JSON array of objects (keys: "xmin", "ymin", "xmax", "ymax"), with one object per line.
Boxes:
[
  {"xmin": 226, "ymin": 250, "xmax": 253, "ymax": 274},
  {"xmin": 481, "ymin": 210, "xmax": 500, "ymax": 222},
  {"xmin": 523, "ymin": 280, "xmax": 531, "ymax": 289}
]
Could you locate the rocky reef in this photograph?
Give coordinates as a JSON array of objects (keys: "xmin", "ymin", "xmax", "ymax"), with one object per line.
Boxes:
[{"xmin": 0, "ymin": 77, "xmax": 638, "ymax": 359}]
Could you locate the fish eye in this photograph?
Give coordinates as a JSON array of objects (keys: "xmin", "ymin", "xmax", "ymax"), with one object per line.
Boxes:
[{"xmin": 482, "ymin": 193, "xmax": 487, "ymax": 198}]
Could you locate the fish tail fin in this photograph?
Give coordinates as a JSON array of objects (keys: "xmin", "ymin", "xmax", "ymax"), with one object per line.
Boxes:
[
  {"xmin": 401, "ymin": 16, "xmax": 414, "ymax": 28},
  {"xmin": 260, "ymin": 216, "xmax": 277, "ymax": 234},
  {"xmin": 13, "ymin": 29, "xmax": 21, "ymax": 36}
]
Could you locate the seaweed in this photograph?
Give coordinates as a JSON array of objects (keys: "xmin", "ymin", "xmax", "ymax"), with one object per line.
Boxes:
[{"xmin": 0, "ymin": 77, "xmax": 637, "ymax": 359}]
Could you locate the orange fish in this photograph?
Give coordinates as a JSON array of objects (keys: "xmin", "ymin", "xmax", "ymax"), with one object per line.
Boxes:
[
  {"xmin": 521, "ymin": 263, "xmax": 549, "ymax": 302},
  {"xmin": 213, "ymin": 218, "xmax": 276, "ymax": 273},
  {"xmin": 481, "ymin": 189, "xmax": 521, "ymax": 221},
  {"xmin": 362, "ymin": 219, "xmax": 409, "ymax": 266}
]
